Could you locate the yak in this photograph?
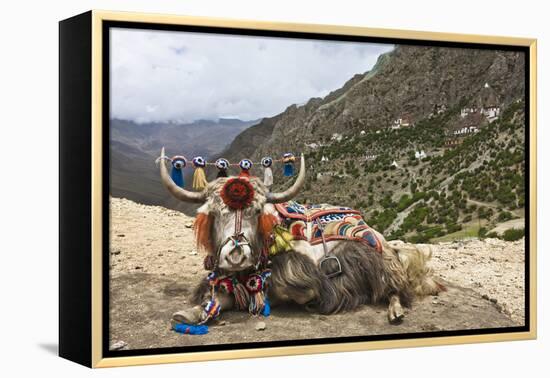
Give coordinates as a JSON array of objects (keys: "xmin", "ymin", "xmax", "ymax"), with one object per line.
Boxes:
[{"xmin": 158, "ymin": 148, "xmax": 443, "ymax": 327}]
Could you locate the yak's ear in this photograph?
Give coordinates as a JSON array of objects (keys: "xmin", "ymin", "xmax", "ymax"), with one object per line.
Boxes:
[{"xmin": 194, "ymin": 212, "xmax": 214, "ymax": 254}]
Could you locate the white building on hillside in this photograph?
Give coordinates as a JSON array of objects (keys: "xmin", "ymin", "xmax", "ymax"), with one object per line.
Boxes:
[
  {"xmin": 415, "ymin": 150, "xmax": 427, "ymax": 159},
  {"xmin": 390, "ymin": 117, "xmax": 412, "ymax": 130},
  {"xmin": 453, "ymin": 126, "xmax": 479, "ymax": 136},
  {"xmin": 331, "ymin": 133, "xmax": 343, "ymax": 142},
  {"xmin": 460, "ymin": 106, "xmax": 478, "ymax": 118}
]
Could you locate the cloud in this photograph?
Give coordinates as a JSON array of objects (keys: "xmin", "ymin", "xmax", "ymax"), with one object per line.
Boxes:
[{"xmin": 110, "ymin": 28, "xmax": 393, "ymax": 123}]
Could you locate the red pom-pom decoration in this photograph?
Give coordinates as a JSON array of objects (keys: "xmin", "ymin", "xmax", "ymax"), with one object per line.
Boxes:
[
  {"xmin": 245, "ymin": 274, "xmax": 263, "ymax": 293},
  {"xmin": 220, "ymin": 178, "xmax": 255, "ymax": 209}
]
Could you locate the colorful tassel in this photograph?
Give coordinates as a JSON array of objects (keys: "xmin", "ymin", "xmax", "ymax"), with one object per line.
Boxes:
[
  {"xmin": 249, "ymin": 291, "xmax": 266, "ymax": 315},
  {"xmin": 269, "ymin": 225, "xmax": 294, "ymax": 255},
  {"xmin": 233, "ymin": 281, "xmax": 250, "ymax": 311},
  {"xmin": 263, "ymin": 167, "xmax": 273, "ymax": 187},
  {"xmin": 248, "ymin": 271, "xmax": 271, "ymax": 315},
  {"xmin": 215, "ymin": 158, "xmax": 229, "ymax": 178},
  {"xmin": 262, "ymin": 298, "xmax": 271, "ymax": 317},
  {"xmin": 173, "ymin": 323, "xmax": 209, "ymax": 335},
  {"xmin": 202, "ymin": 297, "xmax": 221, "ymax": 322},
  {"xmin": 261, "ymin": 157, "xmax": 274, "ymax": 187},
  {"xmin": 192, "ymin": 156, "xmax": 208, "ymax": 191},
  {"xmin": 170, "ymin": 156, "xmax": 186, "ymax": 188},
  {"xmin": 283, "ymin": 153, "xmax": 295, "ymax": 177}
]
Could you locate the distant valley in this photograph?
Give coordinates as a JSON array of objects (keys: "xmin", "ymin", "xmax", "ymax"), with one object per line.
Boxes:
[{"xmin": 110, "ymin": 118, "xmax": 259, "ymax": 211}]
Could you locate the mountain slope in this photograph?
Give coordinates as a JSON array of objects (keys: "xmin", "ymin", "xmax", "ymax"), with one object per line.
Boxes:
[{"xmin": 221, "ymin": 45, "xmax": 526, "ymax": 242}]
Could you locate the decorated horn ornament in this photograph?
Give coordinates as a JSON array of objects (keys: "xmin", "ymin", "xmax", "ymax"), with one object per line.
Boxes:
[
  {"xmin": 159, "ymin": 147, "xmax": 207, "ymax": 203},
  {"xmin": 266, "ymin": 154, "xmax": 306, "ymax": 203}
]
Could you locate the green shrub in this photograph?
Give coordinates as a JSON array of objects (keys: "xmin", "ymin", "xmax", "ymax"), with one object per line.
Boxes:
[
  {"xmin": 478, "ymin": 227, "xmax": 488, "ymax": 238},
  {"xmin": 446, "ymin": 223, "xmax": 462, "ymax": 233},
  {"xmin": 497, "ymin": 211, "xmax": 514, "ymax": 222},
  {"xmin": 409, "ymin": 233, "xmax": 430, "ymax": 243},
  {"xmin": 502, "ymin": 228, "xmax": 525, "ymax": 241}
]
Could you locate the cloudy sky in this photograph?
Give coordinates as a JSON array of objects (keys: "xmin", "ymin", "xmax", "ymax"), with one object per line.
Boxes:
[{"xmin": 110, "ymin": 28, "xmax": 393, "ymax": 123}]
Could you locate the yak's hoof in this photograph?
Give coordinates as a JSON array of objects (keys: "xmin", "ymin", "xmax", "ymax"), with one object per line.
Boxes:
[
  {"xmin": 172, "ymin": 306, "xmax": 203, "ymax": 325},
  {"xmin": 388, "ymin": 298, "xmax": 405, "ymax": 324}
]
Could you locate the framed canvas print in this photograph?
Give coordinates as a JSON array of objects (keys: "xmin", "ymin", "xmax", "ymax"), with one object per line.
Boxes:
[{"xmin": 59, "ymin": 10, "xmax": 537, "ymax": 368}]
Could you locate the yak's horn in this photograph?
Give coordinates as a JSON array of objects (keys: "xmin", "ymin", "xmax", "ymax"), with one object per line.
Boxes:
[
  {"xmin": 159, "ymin": 147, "xmax": 206, "ymax": 203},
  {"xmin": 267, "ymin": 153, "xmax": 306, "ymax": 203}
]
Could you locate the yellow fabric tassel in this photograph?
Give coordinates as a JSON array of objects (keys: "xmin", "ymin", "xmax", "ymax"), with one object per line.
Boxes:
[
  {"xmin": 193, "ymin": 167, "xmax": 208, "ymax": 191},
  {"xmin": 269, "ymin": 225, "xmax": 294, "ymax": 256}
]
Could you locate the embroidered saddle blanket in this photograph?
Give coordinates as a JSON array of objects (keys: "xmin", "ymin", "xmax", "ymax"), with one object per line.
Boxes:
[{"xmin": 274, "ymin": 201, "xmax": 382, "ymax": 252}]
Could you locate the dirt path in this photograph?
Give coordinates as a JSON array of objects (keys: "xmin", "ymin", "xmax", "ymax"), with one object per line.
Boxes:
[
  {"xmin": 109, "ymin": 197, "xmax": 525, "ymax": 351},
  {"xmin": 489, "ymin": 218, "xmax": 525, "ymax": 235}
]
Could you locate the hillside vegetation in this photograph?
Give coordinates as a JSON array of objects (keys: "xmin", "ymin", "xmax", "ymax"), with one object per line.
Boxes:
[{"xmin": 300, "ymin": 101, "xmax": 525, "ymax": 242}]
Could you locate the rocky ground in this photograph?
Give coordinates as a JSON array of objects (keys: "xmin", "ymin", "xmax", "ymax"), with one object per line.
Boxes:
[{"xmin": 109, "ymin": 197, "xmax": 525, "ymax": 351}]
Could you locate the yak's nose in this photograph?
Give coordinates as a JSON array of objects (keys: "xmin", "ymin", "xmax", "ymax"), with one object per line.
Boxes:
[{"xmin": 226, "ymin": 248, "xmax": 245, "ymax": 265}]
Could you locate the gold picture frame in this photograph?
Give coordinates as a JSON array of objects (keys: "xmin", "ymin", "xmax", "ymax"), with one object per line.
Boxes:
[{"xmin": 59, "ymin": 9, "xmax": 537, "ymax": 368}]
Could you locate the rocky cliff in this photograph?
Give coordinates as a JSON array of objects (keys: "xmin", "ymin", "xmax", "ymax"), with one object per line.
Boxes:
[{"xmin": 222, "ymin": 45, "xmax": 524, "ymax": 159}]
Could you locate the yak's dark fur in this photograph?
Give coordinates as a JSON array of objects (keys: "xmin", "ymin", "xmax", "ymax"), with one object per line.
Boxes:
[
  {"xmin": 271, "ymin": 241, "xmax": 413, "ymax": 313},
  {"xmin": 191, "ymin": 240, "xmax": 414, "ymax": 314}
]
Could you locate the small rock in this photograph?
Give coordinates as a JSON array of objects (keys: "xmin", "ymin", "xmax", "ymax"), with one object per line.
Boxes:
[
  {"xmin": 111, "ymin": 250, "xmax": 121, "ymax": 255},
  {"xmin": 255, "ymin": 321, "xmax": 266, "ymax": 331},
  {"xmin": 135, "ymin": 266, "xmax": 143, "ymax": 270},
  {"xmin": 117, "ymin": 234, "xmax": 125, "ymax": 238},
  {"xmin": 189, "ymin": 251, "xmax": 198, "ymax": 256},
  {"xmin": 110, "ymin": 341, "xmax": 127, "ymax": 350},
  {"xmin": 185, "ymin": 222, "xmax": 194, "ymax": 228}
]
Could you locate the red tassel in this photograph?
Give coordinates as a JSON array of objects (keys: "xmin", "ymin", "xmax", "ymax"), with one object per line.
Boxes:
[
  {"xmin": 194, "ymin": 213, "xmax": 214, "ymax": 254},
  {"xmin": 258, "ymin": 213, "xmax": 278, "ymax": 241}
]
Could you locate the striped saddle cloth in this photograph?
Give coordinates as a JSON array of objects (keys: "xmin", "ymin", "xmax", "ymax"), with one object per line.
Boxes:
[{"xmin": 274, "ymin": 201, "xmax": 382, "ymax": 252}]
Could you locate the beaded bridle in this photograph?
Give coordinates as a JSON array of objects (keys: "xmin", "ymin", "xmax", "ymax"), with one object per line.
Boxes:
[{"xmin": 199, "ymin": 207, "xmax": 271, "ymax": 324}]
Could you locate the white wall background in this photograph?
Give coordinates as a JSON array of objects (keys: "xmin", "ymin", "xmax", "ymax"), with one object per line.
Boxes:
[{"xmin": 0, "ymin": 0, "xmax": 547, "ymax": 376}]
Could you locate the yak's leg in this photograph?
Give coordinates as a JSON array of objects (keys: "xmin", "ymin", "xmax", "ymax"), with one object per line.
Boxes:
[
  {"xmin": 388, "ymin": 294, "xmax": 405, "ymax": 324},
  {"xmin": 172, "ymin": 292, "xmax": 234, "ymax": 326}
]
